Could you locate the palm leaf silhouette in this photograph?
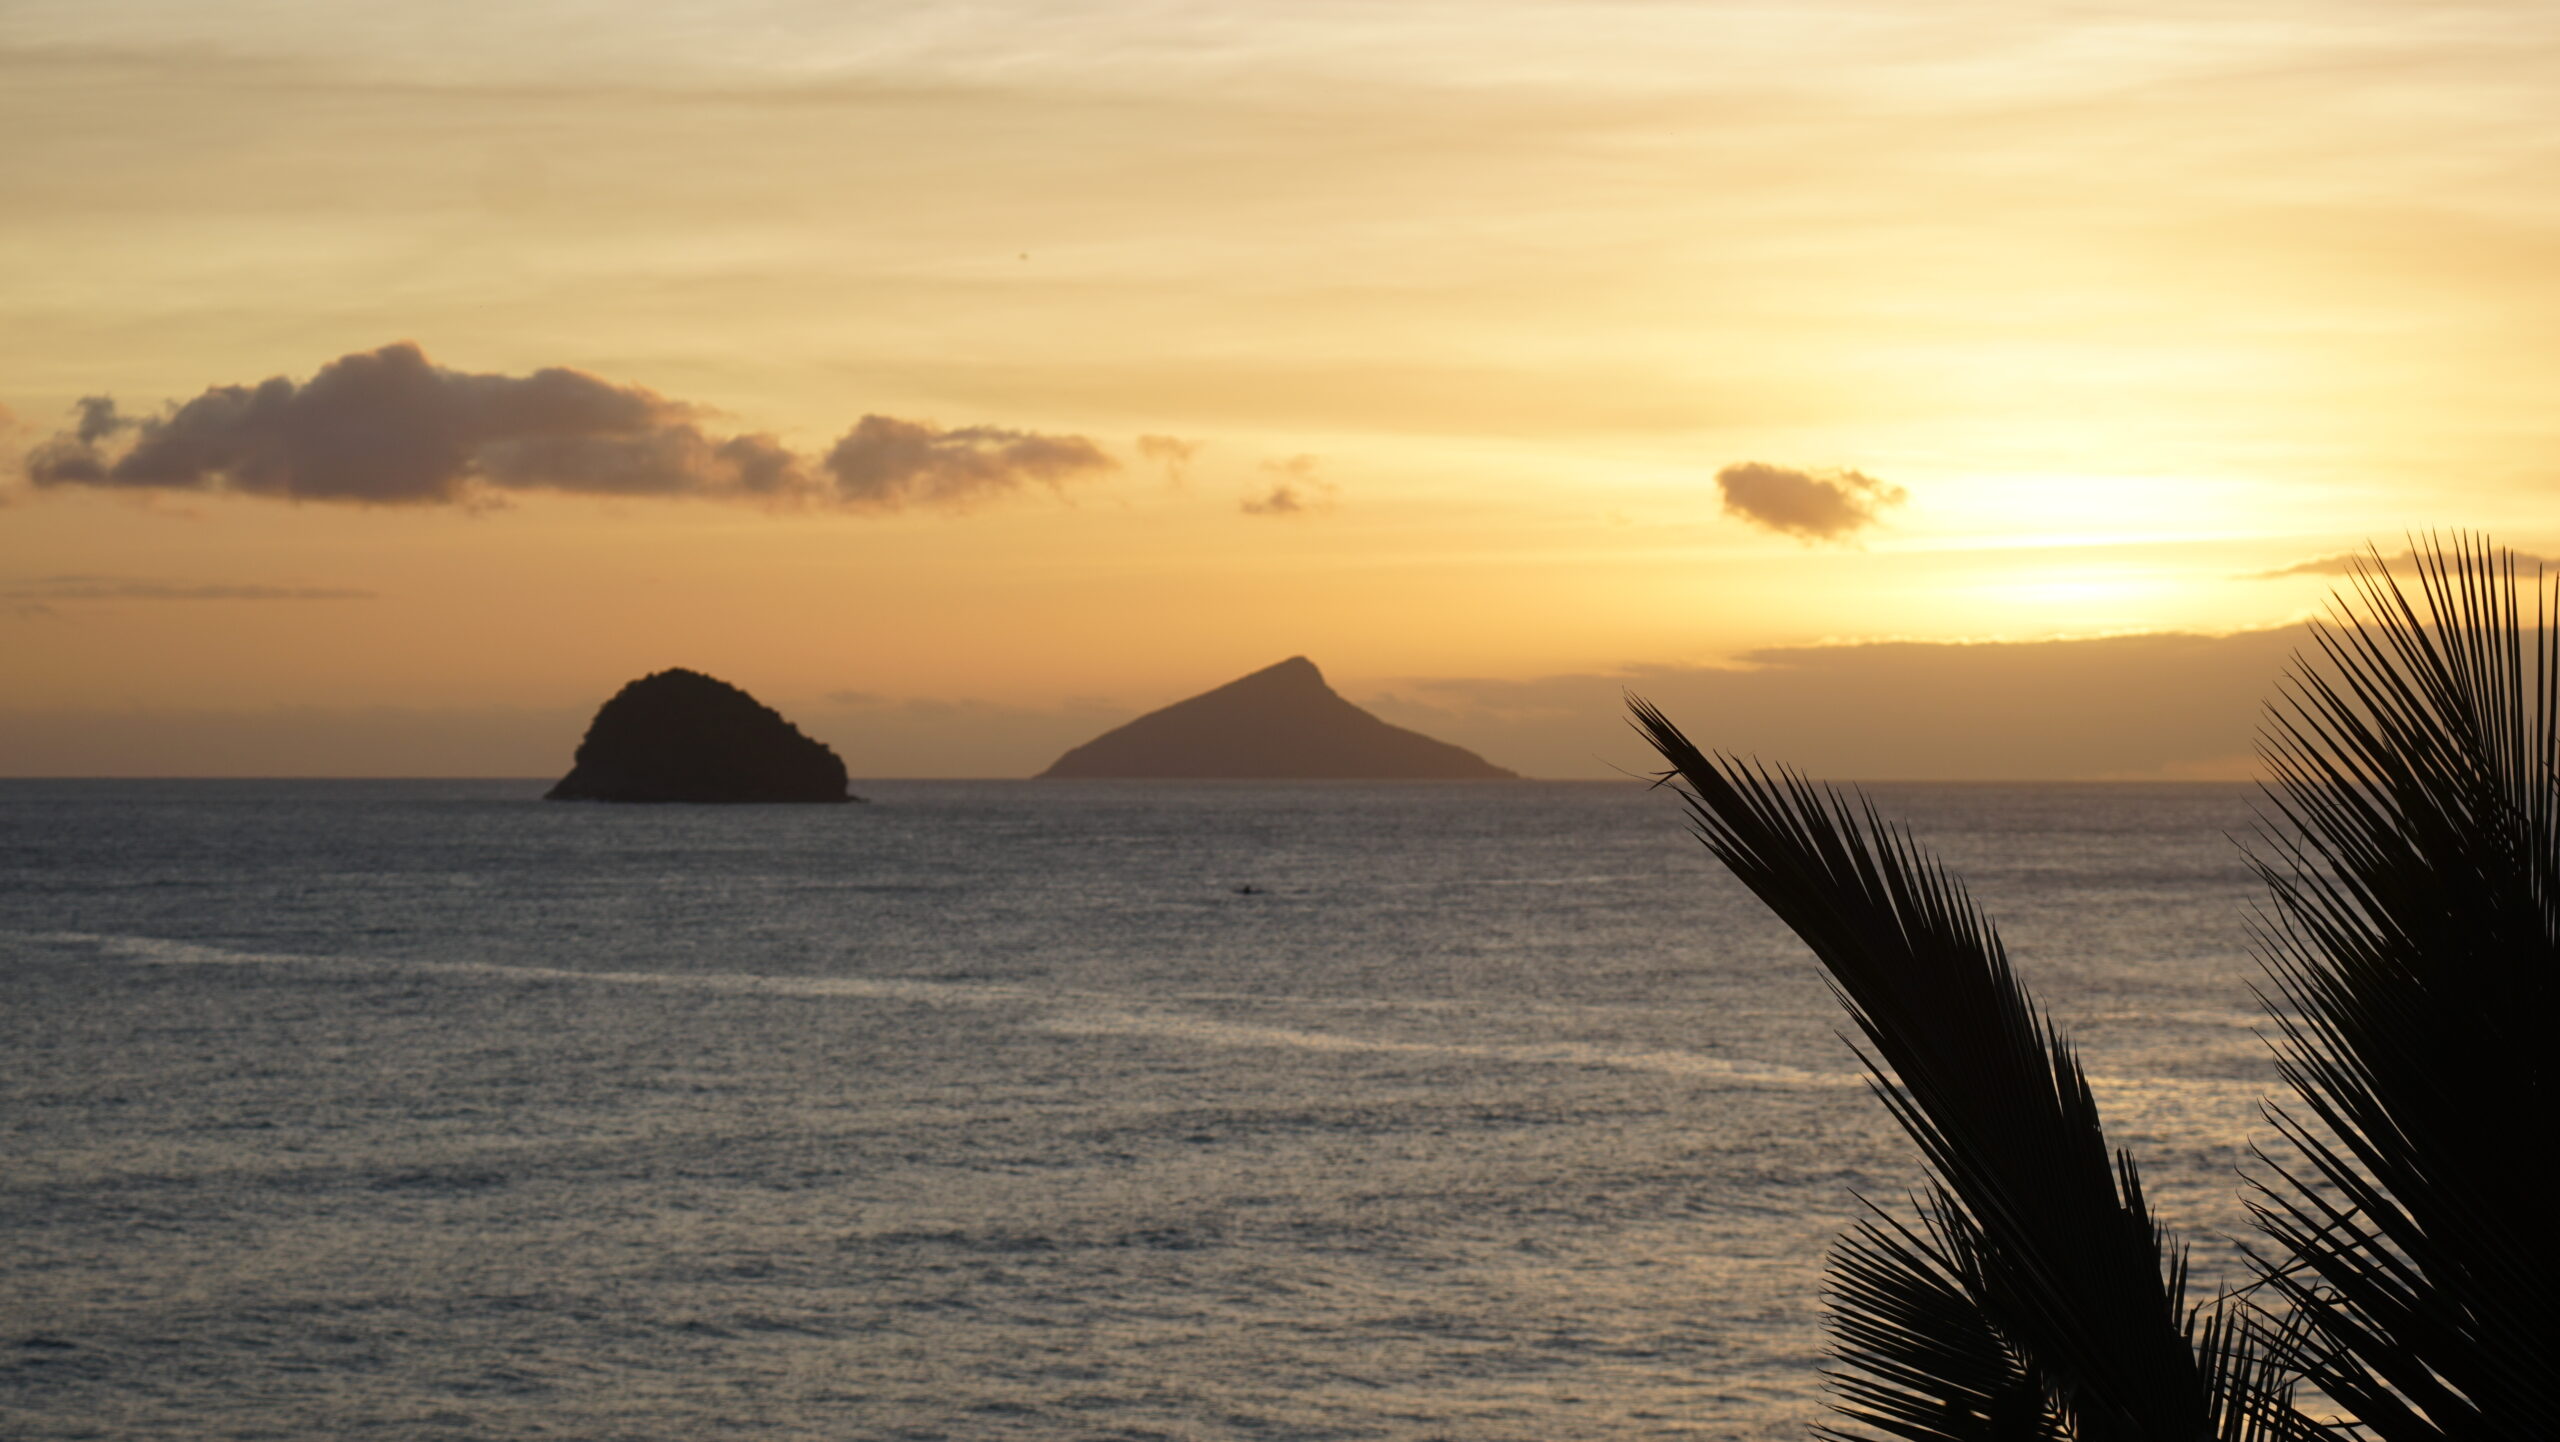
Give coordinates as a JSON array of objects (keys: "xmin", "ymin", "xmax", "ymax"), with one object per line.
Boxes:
[
  {"xmin": 2247, "ymin": 537, "xmax": 2557, "ymax": 1433},
  {"xmin": 1821, "ymin": 1191, "xmax": 2062, "ymax": 1442},
  {"xmin": 1634, "ymin": 536, "xmax": 2553, "ymax": 1437},
  {"xmin": 1628, "ymin": 703, "xmax": 2296, "ymax": 1439}
]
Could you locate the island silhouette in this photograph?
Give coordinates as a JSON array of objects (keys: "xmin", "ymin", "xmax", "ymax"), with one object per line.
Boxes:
[
  {"xmin": 547, "ymin": 669, "xmax": 855, "ymax": 803},
  {"xmin": 1038, "ymin": 656, "xmax": 1516, "ymax": 779}
]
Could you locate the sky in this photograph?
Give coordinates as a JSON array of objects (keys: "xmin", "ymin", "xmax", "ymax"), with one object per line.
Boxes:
[{"xmin": 4, "ymin": 0, "xmax": 2557, "ymax": 777}]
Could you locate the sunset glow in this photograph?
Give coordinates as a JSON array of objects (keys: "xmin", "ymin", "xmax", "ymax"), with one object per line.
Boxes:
[{"xmin": 5, "ymin": 0, "xmax": 2556, "ymax": 776}]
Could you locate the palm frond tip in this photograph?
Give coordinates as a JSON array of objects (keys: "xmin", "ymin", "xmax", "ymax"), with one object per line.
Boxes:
[
  {"xmin": 1629, "ymin": 701, "xmax": 2242, "ymax": 1438},
  {"xmin": 1633, "ymin": 535, "xmax": 2552, "ymax": 1439},
  {"xmin": 2243, "ymin": 535, "xmax": 2558, "ymax": 1432}
]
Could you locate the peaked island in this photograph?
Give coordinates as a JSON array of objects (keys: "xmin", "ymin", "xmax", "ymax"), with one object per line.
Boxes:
[{"xmin": 1038, "ymin": 656, "xmax": 1517, "ymax": 780}]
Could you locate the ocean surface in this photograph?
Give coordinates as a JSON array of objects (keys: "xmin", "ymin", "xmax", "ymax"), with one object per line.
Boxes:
[{"xmin": 0, "ymin": 779, "xmax": 2283, "ymax": 1441}]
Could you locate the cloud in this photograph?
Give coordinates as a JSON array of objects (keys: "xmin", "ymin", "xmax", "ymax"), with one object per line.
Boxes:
[
  {"xmin": 22, "ymin": 343, "xmax": 1113, "ymax": 514},
  {"xmin": 0, "ymin": 630, "xmax": 2312, "ymax": 780},
  {"xmin": 2244, "ymin": 549, "xmax": 2423, "ymax": 579},
  {"xmin": 1715, "ymin": 462, "xmax": 1905, "ymax": 542},
  {"xmin": 1361, "ymin": 627, "xmax": 2305, "ymax": 780},
  {"xmin": 1242, "ymin": 454, "xmax": 1336, "ymax": 516},
  {"xmin": 472, "ymin": 427, "xmax": 812, "ymax": 500},
  {"xmin": 2, "ymin": 574, "xmax": 374, "ymax": 602},
  {"xmin": 12, "ymin": 395, "xmax": 130, "ymax": 499},
  {"xmin": 1241, "ymin": 484, "xmax": 1306, "ymax": 515},
  {"xmin": 822, "ymin": 414, "xmax": 1116, "ymax": 511},
  {"xmin": 1136, "ymin": 434, "xmax": 1201, "ymax": 484},
  {"xmin": 71, "ymin": 396, "xmax": 130, "ymax": 446},
  {"xmin": 2243, "ymin": 547, "xmax": 2559, "ymax": 580},
  {"xmin": 22, "ymin": 343, "xmax": 795, "ymax": 504},
  {"xmin": 0, "ymin": 401, "xmax": 21, "ymax": 496}
]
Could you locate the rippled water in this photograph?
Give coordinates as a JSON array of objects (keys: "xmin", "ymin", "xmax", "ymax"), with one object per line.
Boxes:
[{"xmin": 0, "ymin": 779, "xmax": 2277, "ymax": 1440}]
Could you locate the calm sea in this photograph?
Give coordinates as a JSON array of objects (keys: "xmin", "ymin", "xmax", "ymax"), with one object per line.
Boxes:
[{"xmin": 0, "ymin": 779, "xmax": 2278, "ymax": 1440}]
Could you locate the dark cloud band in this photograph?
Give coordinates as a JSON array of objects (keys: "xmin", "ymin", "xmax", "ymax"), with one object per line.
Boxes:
[{"xmin": 23, "ymin": 343, "xmax": 1114, "ymax": 513}]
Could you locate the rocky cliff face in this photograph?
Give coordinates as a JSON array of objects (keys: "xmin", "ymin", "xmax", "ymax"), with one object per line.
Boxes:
[
  {"xmin": 1038, "ymin": 656, "xmax": 1517, "ymax": 780},
  {"xmin": 547, "ymin": 669, "xmax": 853, "ymax": 803}
]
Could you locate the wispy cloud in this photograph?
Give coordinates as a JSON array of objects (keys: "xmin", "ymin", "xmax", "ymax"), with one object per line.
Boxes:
[
  {"xmin": 2245, "ymin": 550, "xmax": 2391, "ymax": 579},
  {"xmin": 1136, "ymin": 433, "xmax": 1201, "ymax": 485},
  {"xmin": 1242, "ymin": 454, "xmax": 1335, "ymax": 517},
  {"xmin": 3, "ymin": 574, "xmax": 376, "ymax": 602},
  {"xmin": 24, "ymin": 343, "xmax": 1117, "ymax": 515},
  {"xmin": 1716, "ymin": 462, "xmax": 1905, "ymax": 542},
  {"xmin": 2244, "ymin": 548, "xmax": 2557, "ymax": 580}
]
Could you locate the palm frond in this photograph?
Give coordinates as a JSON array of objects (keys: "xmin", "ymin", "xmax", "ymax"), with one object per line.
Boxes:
[
  {"xmin": 1819, "ymin": 1190, "xmax": 2062, "ymax": 1442},
  {"xmin": 2247, "ymin": 535, "xmax": 2560, "ymax": 1433},
  {"xmin": 1628, "ymin": 701, "xmax": 2285, "ymax": 1439},
  {"xmin": 2193, "ymin": 1297, "xmax": 2320, "ymax": 1442}
]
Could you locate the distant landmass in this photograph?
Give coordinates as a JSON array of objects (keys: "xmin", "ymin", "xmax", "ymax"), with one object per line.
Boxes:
[
  {"xmin": 1038, "ymin": 656, "xmax": 1517, "ymax": 780},
  {"xmin": 547, "ymin": 669, "xmax": 855, "ymax": 803}
]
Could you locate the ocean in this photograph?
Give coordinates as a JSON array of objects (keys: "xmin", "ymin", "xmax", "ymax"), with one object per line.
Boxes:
[{"xmin": 0, "ymin": 779, "xmax": 2279, "ymax": 1440}]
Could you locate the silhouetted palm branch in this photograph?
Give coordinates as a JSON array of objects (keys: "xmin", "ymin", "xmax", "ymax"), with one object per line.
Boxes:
[
  {"xmin": 1629, "ymin": 701, "xmax": 2303, "ymax": 1440},
  {"xmin": 2247, "ymin": 536, "xmax": 2558, "ymax": 1433},
  {"xmin": 1633, "ymin": 536, "xmax": 2553, "ymax": 1439},
  {"xmin": 1821, "ymin": 1190, "xmax": 2061, "ymax": 1442}
]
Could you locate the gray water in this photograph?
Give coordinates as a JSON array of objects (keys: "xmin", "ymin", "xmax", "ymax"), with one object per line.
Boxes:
[{"xmin": 0, "ymin": 780, "xmax": 2277, "ymax": 1440}]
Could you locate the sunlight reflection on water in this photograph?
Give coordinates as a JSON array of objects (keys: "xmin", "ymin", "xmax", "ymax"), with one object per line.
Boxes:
[{"xmin": 0, "ymin": 779, "xmax": 2274, "ymax": 1440}]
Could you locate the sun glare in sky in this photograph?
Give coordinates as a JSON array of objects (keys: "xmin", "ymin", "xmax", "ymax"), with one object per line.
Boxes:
[{"xmin": 2, "ymin": 0, "xmax": 2555, "ymax": 776}]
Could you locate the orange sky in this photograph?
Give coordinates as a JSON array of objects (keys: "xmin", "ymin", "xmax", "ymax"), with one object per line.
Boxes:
[{"xmin": 4, "ymin": 1, "xmax": 2557, "ymax": 777}]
